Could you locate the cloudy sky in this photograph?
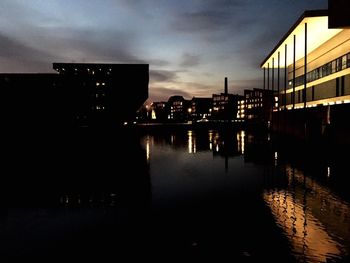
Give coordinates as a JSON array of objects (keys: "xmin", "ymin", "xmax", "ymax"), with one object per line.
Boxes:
[{"xmin": 0, "ymin": 0, "xmax": 327, "ymax": 101}]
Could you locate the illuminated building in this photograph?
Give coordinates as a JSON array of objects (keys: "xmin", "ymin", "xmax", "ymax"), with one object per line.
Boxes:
[
  {"xmin": 53, "ymin": 63, "xmax": 149, "ymax": 127},
  {"xmin": 261, "ymin": 10, "xmax": 350, "ymax": 111},
  {"xmin": 261, "ymin": 9, "xmax": 350, "ymax": 140},
  {"xmin": 212, "ymin": 77, "xmax": 243, "ymax": 121},
  {"xmin": 237, "ymin": 99, "xmax": 245, "ymax": 120},
  {"xmin": 167, "ymin": 95, "xmax": 190, "ymax": 122},
  {"xmin": 244, "ymin": 88, "xmax": 274, "ymax": 121}
]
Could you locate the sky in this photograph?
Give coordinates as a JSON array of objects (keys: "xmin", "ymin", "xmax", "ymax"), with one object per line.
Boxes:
[{"xmin": 0, "ymin": 0, "xmax": 328, "ymax": 102}]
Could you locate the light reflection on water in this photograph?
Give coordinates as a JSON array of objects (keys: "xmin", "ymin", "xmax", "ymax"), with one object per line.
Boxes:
[
  {"xmin": 263, "ymin": 165, "xmax": 350, "ymax": 263},
  {"xmin": 143, "ymin": 129, "xmax": 350, "ymax": 262}
]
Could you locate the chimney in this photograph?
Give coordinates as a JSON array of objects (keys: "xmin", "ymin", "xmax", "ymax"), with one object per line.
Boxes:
[{"xmin": 224, "ymin": 77, "xmax": 228, "ymax": 95}]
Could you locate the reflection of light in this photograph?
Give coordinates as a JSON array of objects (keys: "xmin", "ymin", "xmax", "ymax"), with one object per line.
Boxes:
[
  {"xmin": 327, "ymin": 166, "xmax": 330, "ymax": 178},
  {"xmin": 146, "ymin": 136, "xmax": 150, "ymax": 162},
  {"xmin": 188, "ymin": 131, "xmax": 196, "ymax": 154},
  {"xmin": 274, "ymin": 152, "xmax": 278, "ymax": 166},
  {"xmin": 264, "ymin": 189, "xmax": 342, "ymax": 263},
  {"xmin": 237, "ymin": 130, "xmax": 245, "ymax": 154},
  {"xmin": 264, "ymin": 165, "xmax": 350, "ymax": 262}
]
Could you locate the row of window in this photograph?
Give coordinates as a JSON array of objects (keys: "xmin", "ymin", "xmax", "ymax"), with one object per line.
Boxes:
[{"xmin": 292, "ymin": 52, "xmax": 350, "ymax": 87}]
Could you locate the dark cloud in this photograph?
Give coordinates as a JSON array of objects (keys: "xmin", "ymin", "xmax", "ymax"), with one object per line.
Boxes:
[
  {"xmin": 180, "ymin": 53, "xmax": 200, "ymax": 67},
  {"xmin": 150, "ymin": 69, "xmax": 178, "ymax": 83},
  {"xmin": 0, "ymin": 33, "xmax": 56, "ymax": 72},
  {"xmin": 169, "ymin": 0, "xmax": 255, "ymax": 34}
]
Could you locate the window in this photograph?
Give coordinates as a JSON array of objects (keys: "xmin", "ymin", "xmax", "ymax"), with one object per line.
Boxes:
[
  {"xmin": 342, "ymin": 55, "xmax": 347, "ymax": 70},
  {"xmin": 336, "ymin": 57, "xmax": 342, "ymax": 72}
]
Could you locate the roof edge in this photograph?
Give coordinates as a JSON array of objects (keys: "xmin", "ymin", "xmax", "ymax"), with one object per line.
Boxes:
[{"xmin": 260, "ymin": 9, "xmax": 328, "ymax": 68}]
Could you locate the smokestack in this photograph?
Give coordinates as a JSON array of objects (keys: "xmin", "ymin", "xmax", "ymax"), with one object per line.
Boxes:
[{"xmin": 224, "ymin": 77, "xmax": 228, "ymax": 95}]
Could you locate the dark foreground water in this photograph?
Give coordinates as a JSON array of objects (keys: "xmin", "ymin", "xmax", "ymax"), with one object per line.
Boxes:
[{"xmin": 1, "ymin": 129, "xmax": 349, "ymax": 262}]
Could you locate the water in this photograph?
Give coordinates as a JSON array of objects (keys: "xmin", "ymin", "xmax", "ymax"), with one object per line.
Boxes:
[{"xmin": 1, "ymin": 129, "xmax": 349, "ymax": 262}]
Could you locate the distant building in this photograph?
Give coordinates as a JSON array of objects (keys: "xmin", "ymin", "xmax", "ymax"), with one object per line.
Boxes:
[
  {"xmin": 237, "ymin": 98, "xmax": 246, "ymax": 120},
  {"xmin": 53, "ymin": 63, "xmax": 149, "ymax": 127},
  {"xmin": 212, "ymin": 93, "xmax": 243, "ymax": 120},
  {"xmin": 167, "ymin": 95, "xmax": 190, "ymax": 122},
  {"xmin": 190, "ymin": 97, "xmax": 212, "ymax": 121},
  {"xmin": 244, "ymin": 89, "xmax": 274, "ymax": 122},
  {"xmin": 211, "ymin": 77, "xmax": 243, "ymax": 121}
]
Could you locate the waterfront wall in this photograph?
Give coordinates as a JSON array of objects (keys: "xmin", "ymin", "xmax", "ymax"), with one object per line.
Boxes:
[{"xmin": 272, "ymin": 104, "xmax": 350, "ymax": 145}]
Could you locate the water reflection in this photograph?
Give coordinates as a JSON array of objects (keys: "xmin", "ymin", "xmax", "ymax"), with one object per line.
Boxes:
[
  {"xmin": 263, "ymin": 165, "xmax": 350, "ymax": 263},
  {"xmin": 142, "ymin": 129, "xmax": 350, "ymax": 262}
]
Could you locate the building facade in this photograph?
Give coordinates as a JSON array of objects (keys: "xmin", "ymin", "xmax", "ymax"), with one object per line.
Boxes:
[
  {"xmin": 244, "ymin": 89, "xmax": 274, "ymax": 122},
  {"xmin": 261, "ymin": 10, "xmax": 350, "ymax": 111},
  {"xmin": 261, "ymin": 9, "xmax": 350, "ymax": 141}
]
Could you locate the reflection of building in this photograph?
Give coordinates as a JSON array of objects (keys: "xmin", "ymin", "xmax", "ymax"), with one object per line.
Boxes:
[
  {"xmin": 263, "ymin": 165, "xmax": 350, "ymax": 263},
  {"xmin": 190, "ymin": 97, "xmax": 212, "ymax": 121},
  {"xmin": 53, "ymin": 63, "xmax": 149, "ymax": 127}
]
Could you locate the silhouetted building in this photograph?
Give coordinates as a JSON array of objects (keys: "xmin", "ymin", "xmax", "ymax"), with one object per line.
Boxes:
[
  {"xmin": 167, "ymin": 95, "xmax": 190, "ymax": 122},
  {"xmin": 1, "ymin": 63, "xmax": 149, "ymax": 129},
  {"xmin": 190, "ymin": 97, "xmax": 212, "ymax": 121},
  {"xmin": 53, "ymin": 63, "xmax": 149, "ymax": 127},
  {"xmin": 244, "ymin": 89, "xmax": 274, "ymax": 122}
]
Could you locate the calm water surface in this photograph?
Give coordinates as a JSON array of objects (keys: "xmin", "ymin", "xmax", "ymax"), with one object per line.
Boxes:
[{"xmin": 1, "ymin": 129, "xmax": 349, "ymax": 262}]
